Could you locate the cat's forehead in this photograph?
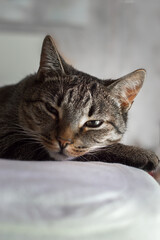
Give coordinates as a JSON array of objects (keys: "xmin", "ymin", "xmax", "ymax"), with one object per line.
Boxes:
[
  {"xmin": 42, "ymin": 75, "xmax": 104, "ymax": 99},
  {"xmin": 43, "ymin": 75, "xmax": 97, "ymax": 87},
  {"xmin": 39, "ymin": 76, "xmax": 111, "ymax": 115}
]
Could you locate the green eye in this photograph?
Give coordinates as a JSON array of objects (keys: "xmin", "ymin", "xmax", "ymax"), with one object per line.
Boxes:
[
  {"xmin": 45, "ymin": 103, "xmax": 58, "ymax": 117},
  {"xmin": 84, "ymin": 120, "xmax": 103, "ymax": 128}
]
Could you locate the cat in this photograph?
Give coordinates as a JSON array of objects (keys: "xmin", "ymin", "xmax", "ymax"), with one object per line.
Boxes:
[{"xmin": 0, "ymin": 35, "xmax": 159, "ymax": 171}]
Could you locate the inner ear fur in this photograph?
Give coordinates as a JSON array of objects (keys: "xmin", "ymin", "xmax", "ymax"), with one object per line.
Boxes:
[{"xmin": 110, "ymin": 69, "xmax": 146, "ymax": 110}]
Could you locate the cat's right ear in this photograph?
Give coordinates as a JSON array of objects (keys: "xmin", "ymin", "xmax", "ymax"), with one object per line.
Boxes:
[{"xmin": 37, "ymin": 35, "xmax": 72, "ymax": 78}]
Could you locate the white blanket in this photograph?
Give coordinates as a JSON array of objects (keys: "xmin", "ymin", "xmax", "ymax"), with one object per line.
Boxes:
[{"xmin": 0, "ymin": 160, "xmax": 160, "ymax": 240}]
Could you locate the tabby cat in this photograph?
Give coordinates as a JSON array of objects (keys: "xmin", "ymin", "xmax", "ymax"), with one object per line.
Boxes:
[{"xmin": 0, "ymin": 35, "xmax": 158, "ymax": 171}]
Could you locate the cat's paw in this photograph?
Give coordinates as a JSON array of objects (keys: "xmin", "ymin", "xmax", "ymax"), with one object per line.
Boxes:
[{"xmin": 141, "ymin": 150, "xmax": 159, "ymax": 171}]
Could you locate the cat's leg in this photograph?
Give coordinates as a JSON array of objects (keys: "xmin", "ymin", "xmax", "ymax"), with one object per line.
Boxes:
[{"xmin": 80, "ymin": 143, "xmax": 159, "ymax": 171}]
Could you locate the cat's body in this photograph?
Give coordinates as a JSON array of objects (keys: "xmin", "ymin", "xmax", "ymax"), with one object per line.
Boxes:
[{"xmin": 0, "ymin": 35, "xmax": 159, "ymax": 170}]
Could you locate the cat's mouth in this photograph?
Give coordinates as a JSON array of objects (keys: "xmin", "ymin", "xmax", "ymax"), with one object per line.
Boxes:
[
  {"xmin": 47, "ymin": 146, "xmax": 88, "ymax": 161},
  {"xmin": 48, "ymin": 149, "xmax": 82, "ymax": 161},
  {"xmin": 42, "ymin": 138, "xmax": 89, "ymax": 160}
]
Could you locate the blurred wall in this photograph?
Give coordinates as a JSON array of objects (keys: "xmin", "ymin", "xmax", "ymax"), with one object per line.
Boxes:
[{"xmin": 0, "ymin": 0, "xmax": 160, "ymax": 153}]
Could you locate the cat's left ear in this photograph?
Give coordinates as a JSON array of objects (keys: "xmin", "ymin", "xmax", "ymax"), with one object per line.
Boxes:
[
  {"xmin": 110, "ymin": 69, "xmax": 146, "ymax": 111},
  {"xmin": 37, "ymin": 35, "xmax": 71, "ymax": 77}
]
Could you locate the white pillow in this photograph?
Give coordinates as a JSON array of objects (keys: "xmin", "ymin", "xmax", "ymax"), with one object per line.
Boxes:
[{"xmin": 0, "ymin": 160, "xmax": 160, "ymax": 240}]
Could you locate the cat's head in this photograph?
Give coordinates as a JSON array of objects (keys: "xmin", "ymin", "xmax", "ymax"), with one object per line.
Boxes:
[{"xmin": 19, "ymin": 35, "xmax": 145, "ymax": 160}]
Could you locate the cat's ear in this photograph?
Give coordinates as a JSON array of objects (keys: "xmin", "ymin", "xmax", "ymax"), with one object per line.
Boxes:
[
  {"xmin": 110, "ymin": 69, "xmax": 146, "ymax": 111},
  {"xmin": 37, "ymin": 35, "xmax": 71, "ymax": 77}
]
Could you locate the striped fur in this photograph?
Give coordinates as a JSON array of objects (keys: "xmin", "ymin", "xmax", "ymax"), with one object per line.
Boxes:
[{"xmin": 0, "ymin": 35, "xmax": 158, "ymax": 171}]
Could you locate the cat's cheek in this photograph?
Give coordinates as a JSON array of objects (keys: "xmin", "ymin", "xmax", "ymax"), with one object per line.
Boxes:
[
  {"xmin": 98, "ymin": 127, "xmax": 121, "ymax": 145},
  {"xmin": 66, "ymin": 146, "xmax": 88, "ymax": 158}
]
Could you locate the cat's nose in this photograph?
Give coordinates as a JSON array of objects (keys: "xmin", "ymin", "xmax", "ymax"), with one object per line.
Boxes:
[{"xmin": 57, "ymin": 137, "xmax": 73, "ymax": 149}]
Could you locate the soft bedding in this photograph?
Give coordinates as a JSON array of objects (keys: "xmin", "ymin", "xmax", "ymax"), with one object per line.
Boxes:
[{"xmin": 0, "ymin": 159, "xmax": 160, "ymax": 240}]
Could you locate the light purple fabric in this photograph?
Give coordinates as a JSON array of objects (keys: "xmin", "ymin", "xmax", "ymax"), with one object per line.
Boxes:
[{"xmin": 0, "ymin": 160, "xmax": 160, "ymax": 240}]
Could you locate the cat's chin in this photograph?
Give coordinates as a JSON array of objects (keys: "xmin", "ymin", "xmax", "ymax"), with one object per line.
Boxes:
[{"xmin": 48, "ymin": 151, "xmax": 75, "ymax": 161}]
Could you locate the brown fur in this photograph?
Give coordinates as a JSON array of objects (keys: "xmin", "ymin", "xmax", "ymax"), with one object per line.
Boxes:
[{"xmin": 0, "ymin": 35, "xmax": 159, "ymax": 171}]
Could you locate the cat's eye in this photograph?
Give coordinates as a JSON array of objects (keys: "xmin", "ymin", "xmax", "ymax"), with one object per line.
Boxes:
[
  {"xmin": 45, "ymin": 102, "xmax": 58, "ymax": 117},
  {"xmin": 84, "ymin": 120, "xmax": 103, "ymax": 128}
]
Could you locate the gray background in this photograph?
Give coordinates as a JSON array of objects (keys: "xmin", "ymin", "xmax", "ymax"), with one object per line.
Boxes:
[{"xmin": 0, "ymin": 0, "xmax": 159, "ymax": 154}]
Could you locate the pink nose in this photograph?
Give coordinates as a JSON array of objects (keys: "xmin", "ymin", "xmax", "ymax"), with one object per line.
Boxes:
[{"xmin": 57, "ymin": 137, "xmax": 73, "ymax": 149}]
